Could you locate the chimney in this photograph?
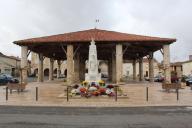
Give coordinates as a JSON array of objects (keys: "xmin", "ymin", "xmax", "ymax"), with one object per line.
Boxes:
[{"xmin": 189, "ymin": 55, "xmax": 192, "ymax": 60}]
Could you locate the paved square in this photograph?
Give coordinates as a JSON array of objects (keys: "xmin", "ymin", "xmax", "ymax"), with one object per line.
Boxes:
[{"xmin": 1, "ymin": 80, "xmax": 192, "ymax": 107}]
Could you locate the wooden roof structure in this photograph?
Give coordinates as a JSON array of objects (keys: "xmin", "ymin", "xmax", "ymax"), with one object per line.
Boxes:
[{"xmin": 14, "ymin": 28, "xmax": 176, "ymax": 60}]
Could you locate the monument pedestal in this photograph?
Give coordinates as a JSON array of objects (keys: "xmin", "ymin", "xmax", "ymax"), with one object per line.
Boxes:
[{"xmin": 85, "ymin": 73, "xmax": 101, "ymax": 82}]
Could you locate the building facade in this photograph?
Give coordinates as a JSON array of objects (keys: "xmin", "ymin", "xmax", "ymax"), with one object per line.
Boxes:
[
  {"xmin": 182, "ymin": 60, "xmax": 192, "ymax": 76},
  {"xmin": 0, "ymin": 52, "xmax": 20, "ymax": 76},
  {"xmin": 168, "ymin": 55, "xmax": 192, "ymax": 77},
  {"xmin": 123, "ymin": 58, "xmax": 160, "ymax": 80},
  {"xmin": 31, "ymin": 52, "xmax": 67, "ymax": 77}
]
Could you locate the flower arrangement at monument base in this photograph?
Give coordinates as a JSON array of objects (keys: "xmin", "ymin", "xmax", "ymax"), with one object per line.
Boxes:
[{"xmin": 69, "ymin": 80, "xmax": 120, "ymax": 97}]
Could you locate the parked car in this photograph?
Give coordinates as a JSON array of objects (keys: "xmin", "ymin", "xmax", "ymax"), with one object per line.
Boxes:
[
  {"xmin": 171, "ymin": 76, "xmax": 179, "ymax": 83},
  {"xmin": 154, "ymin": 75, "xmax": 164, "ymax": 82},
  {"xmin": 186, "ymin": 77, "xmax": 192, "ymax": 86},
  {"xmin": 144, "ymin": 77, "xmax": 149, "ymax": 81},
  {"xmin": 101, "ymin": 74, "xmax": 108, "ymax": 78},
  {"xmin": 58, "ymin": 74, "xmax": 65, "ymax": 78},
  {"xmin": 28, "ymin": 73, "xmax": 36, "ymax": 77},
  {"xmin": 181, "ymin": 75, "xmax": 188, "ymax": 82},
  {"xmin": 0, "ymin": 74, "xmax": 19, "ymax": 85},
  {"xmin": 145, "ymin": 75, "xmax": 179, "ymax": 83},
  {"xmin": 0, "ymin": 75, "xmax": 7, "ymax": 85}
]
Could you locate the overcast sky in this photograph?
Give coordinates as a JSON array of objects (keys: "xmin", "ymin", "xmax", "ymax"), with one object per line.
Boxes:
[{"xmin": 0, "ymin": 0, "xmax": 191, "ymax": 62}]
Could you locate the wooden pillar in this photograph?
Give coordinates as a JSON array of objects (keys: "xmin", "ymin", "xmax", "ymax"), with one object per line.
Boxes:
[
  {"xmin": 38, "ymin": 53, "xmax": 44, "ymax": 82},
  {"xmin": 67, "ymin": 45, "xmax": 74, "ymax": 85},
  {"xmin": 163, "ymin": 44, "xmax": 171, "ymax": 83},
  {"xmin": 116, "ymin": 44, "xmax": 123, "ymax": 83},
  {"xmin": 21, "ymin": 46, "xmax": 28, "ymax": 83}
]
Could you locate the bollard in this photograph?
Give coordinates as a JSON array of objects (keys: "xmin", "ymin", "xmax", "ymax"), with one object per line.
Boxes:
[
  {"xmin": 176, "ymin": 88, "xmax": 179, "ymax": 101},
  {"xmin": 6, "ymin": 87, "xmax": 8, "ymax": 101},
  {"xmin": 146, "ymin": 87, "xmax": 149, "ymax": 101},
  {"xmin": 67, "ymin": 86, "xmax": 69, "ymax": 102},
  {"xmin": 115, "ymin": 86, "xmax": 118, "ymax": 102},
  {"xmin": 36, "ymin": 87, "xmax": 38, "ymax": 101}
]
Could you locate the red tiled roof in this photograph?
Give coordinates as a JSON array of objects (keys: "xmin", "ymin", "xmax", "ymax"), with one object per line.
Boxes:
[{"xmin": 14, "ymin": 28, "xmax": 176, "ymax": 45}]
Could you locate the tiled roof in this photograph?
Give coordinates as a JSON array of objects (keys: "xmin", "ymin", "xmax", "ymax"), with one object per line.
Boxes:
[
  {"xmin": 14, "ymin": 28, "xmax": 176, "ymax": 45},
  {"xmin": 0, "ymin": 52, "xmax": 20, "ymax": 61}
]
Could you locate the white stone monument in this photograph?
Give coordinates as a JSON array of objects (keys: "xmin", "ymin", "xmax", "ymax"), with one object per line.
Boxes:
[{"xmin": 85, "ymin": 39, "xmax": 101, "ymax": 81}]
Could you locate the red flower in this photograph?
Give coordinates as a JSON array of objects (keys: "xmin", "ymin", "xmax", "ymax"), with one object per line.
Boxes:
[
  {"xmin": 99, "ymin": 88, "xmax": 106, "ymax": 94},
  {"xmin": 80, "ymin": 88, "xmax": 86, "ymax": 93}
]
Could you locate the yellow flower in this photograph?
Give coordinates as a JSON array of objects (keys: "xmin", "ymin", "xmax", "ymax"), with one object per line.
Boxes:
[
  {"xmin": 82, "ymin": 80, "xmax": 89, "ymax": 86},
  {"xmin": 82, "ymin": 80, "xmax": 87, "ymax": 84},
  {"xmin": 98, "ymin": 80, "xmax": 104, "ymax": 84}
]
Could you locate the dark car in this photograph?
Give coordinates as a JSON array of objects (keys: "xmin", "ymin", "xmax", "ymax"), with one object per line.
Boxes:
[
  {"xmin": 146, "ymin": 75, "xmax": 179, "ymax": 83},
  {"xmin": 101, "ymin": 74, "xmax": 108, "ymax": 78},
  {"xmin": 154, "ymin": 76, "xmax": 164, "ymax": 82},
  {"xmin": 186, "ymin": 77, "xmax": 192, "ymax": 86},
  {"xmin": 28, "ymin": 73, "xmax": 36, "ymax": 77},
  {"xmin": 0, "ymin": 74, "xmax": 19, "ymax": 85},
  {"xmin": 181, "ymin": 75, "xmax": 188, "ymax": 82}
]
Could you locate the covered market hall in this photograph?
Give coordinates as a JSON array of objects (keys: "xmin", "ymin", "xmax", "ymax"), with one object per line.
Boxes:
[{"xmin": 14, "ymin": 28, "xmax": 176, "ymax": 85}]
